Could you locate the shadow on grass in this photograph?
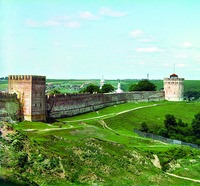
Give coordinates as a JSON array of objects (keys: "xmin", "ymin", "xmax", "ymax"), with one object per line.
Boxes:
[{"xmin": 0, "ymin": 177, "xmax": 37, "ymax": 186}]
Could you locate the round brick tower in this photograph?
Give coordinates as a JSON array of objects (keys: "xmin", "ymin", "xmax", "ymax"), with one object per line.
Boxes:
[{"xmin": 164, "ymin": 74, "xmax": 184, "ymax": 101}]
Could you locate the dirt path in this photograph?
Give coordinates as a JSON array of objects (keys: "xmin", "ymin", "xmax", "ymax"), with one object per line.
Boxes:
[
  {"xmin": 23, "ymin": 104, "xmax": 159, "ymax": 135},
  {"xmin": 24, "ymin": 124, "xmax": 74, "ymax": 132},
  {"xmin": 64, "ymin": 104, "xmax": 158, "ymax": 123},
  {"xmin": 98, "ymin": 120, "xmax": 116, "ymax": 133},
  {"xmin": 64, "ymin": 113, "xmax": 115, "ymax": 123},
  {"xmin": 116, "ymin": 104, "xmax": 158, "ymax": 115},
  {"xmin": 166, "ymin": 173, "xmax": 200, "ymax": 183}
]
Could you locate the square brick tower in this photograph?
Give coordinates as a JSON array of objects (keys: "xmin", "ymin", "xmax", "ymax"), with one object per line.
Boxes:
[{"xmin": 8, "ymin": 75, "xmax": 46, "ymax": 121}]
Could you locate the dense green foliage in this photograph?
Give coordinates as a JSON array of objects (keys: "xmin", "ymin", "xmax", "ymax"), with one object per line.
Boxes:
[
  {"xmin": 192, "ymin": 113, "xmax": 200, "ymax": 141},
  {"xmin": 129, "ymin": 80, "xmax": 156, "ymax": 91},
  {"xmin": 156, "ymin": 114, "xmax": 199, "ymax": 144},
  {"xmin": 140, "ymin": 122, "xmax": 149, "ymax": 132},
  {"xmin": 184, "ymin": 90, "xmax": 200, "ymax": 101},
  {"xmin": 79, "ymin": 84, "xmax": 100, "ymax": 94},
  {"xmin": 49, "ymin": 89, "xmax": 61, "ymax": 95},
  {"xmin": 100, "ymin": 84, "xmax": 114, "ymax": 93},
  {"xmin": 79, "ymin": 83, "xmax": 114, "ymax": 93}
]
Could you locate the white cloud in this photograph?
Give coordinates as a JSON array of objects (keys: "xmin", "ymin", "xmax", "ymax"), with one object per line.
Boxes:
[
  {"xmin": 80, "ymin": 11, "xmax": 99, "ymax": 20},
  {"xmin": 177, "ymin": 63, "xmax": 188, "ymax": 68},
  {"xmin": 195, "ymin": 57, "xmax": 200, "ymax": 63},
  {"xmin": 139, "ymin": 37, "xmax": 157, "ymax": 43},
  {"xmin": 25, "ymin": 19, "xmax": 61, "ymax": 28},
  {"xmin": 53, "ymin": 42, "xmax": 61, "ymax": 47},
  {"xmin": 72, "ymin": 44, "xmax": 88, "ymax": 49},
  {"xmin": 175, "ymin": 54, "xmax": 188, "ymax": 59},
  {"xmin": 130, "ymin": 30, "xmax": 144, "ymax": 38},
  {"xmin": 43, "ymin": 21, "xmax": 60, "ymax": 27},
  {"xmin": 181, "ymin": 41, "xmax": 192, "ymax": 48},
  {"xmin": 100, "ymin": 7, "xmax": 127, "ymax": 17},
  {"xmin": 54, "ymin": 15, "xmax": 70, "ymax": 21},
  {"xmin": 163, "ymin": 63, "xmax": 170, "ymax": 67},
  {"xmin": 65, "ymin": 22, "xmax": 80, "ymax": 28},
  {"xmin": 139, "ymin": 62, "xmax": 145, "ymax": 65},
  {"xmin": 25, "ymin": 19, "xmax": 41, "ymax": 28},
  {"xmin": 130, "ymin": 30, "xmax": 157, "ymax": 43},
  {"xmin": 136, "ymin": 47, "xmax": 165, "ymax": 53}
]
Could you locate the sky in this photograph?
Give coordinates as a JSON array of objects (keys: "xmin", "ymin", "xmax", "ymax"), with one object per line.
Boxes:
[{"xmin": 1, "ymin": 0, "xmax": 200, "ymax": 80}]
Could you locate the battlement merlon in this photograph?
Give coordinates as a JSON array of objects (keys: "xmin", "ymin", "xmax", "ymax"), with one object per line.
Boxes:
[
  {"xmin": 164, "ymin": 78, "xmax": 184, "ymax": 81},
  {"xmin": 9, "ymin": 75, "xmax": 46, "ymax": 81},
  {"xmin": 0, "ymin": 92, "xmax": 18, "ymax": 99}
]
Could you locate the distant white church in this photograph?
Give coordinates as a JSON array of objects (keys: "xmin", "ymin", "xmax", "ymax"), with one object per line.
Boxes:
[
  {"xmin": 115, "ymin": 80, "xmax": 123, "ymax": 93},
  {"xmin": 100, "ymin": 75, "xmax": 105, "ymax": 89}
]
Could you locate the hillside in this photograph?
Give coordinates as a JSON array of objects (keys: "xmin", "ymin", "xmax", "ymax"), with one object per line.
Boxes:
[{"xmin": 0, "ymin": 101, "xmax": 200, "ymax": 185}]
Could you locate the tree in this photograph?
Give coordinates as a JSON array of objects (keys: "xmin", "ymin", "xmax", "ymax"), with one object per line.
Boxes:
[
  {"xmin": 140, "ymin": 122, "xmax": 149, "ymax": 132},
  {"xmin": 129, "ymin": 84, "xmax": 137, "ymax": 92},
  {"xmin": 164, "ymin": 114, "xmax": 177, "ymax": 137},
  {"xmin": 81, "ymin": 84, "xmax": 100, "ymax": 94},
  {"xmin": 129, "ymin": 80, "xmax": 156, "ymax": 91},
  {"xmin": 192, "ymin": 113, "xmax": 200, "ymax": 139},
  {"xmin": 159, "ymin": 128, "xmax": 168, "ymax": 138},
  {"xmin": 49, "ymin": 89, "xmax": 61, "ymax": 95},
  {"xmin": 184, "ymin": 91, "xmax": 200, "ymax": 101},
  {"xmin": 101, "ymin": 84, "xmax": 114, "ymax": 93}
]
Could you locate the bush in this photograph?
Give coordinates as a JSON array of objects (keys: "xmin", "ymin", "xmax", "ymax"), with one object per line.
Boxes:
[
  {"xmin": 140, "ymin": 122, "xmax": 149, "ymax": 132},
  {"xmin": 100, "ymin": 84, "xmax": 114, "ymax": 93},
  {"xmin": 129, "ymin": 80, "xmax": 156, "ymax": 91},
  {"xmin": 80, "ymin": 84, "xmax": 100, "ymax": 94}
]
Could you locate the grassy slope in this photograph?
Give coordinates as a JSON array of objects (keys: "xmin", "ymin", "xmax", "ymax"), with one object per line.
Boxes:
[
  {"xmin": 104, "ymin": 101, "xmax": 200, "ymax": 133},
  {"xmin": 7, "ymin": 101, "xmax": 199, "ymax": 185}
]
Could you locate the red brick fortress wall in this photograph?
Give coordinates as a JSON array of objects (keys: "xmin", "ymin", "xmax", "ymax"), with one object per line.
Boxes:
[
  {"xmin": 0, "ymin": 92, "xmax": 20, "ymax": 123},
  {"xmin": 46, "ymin": 91, "xmax": 164, "ymax": 119}
]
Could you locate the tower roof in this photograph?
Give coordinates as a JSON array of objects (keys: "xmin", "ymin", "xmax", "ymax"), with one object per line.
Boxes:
[{"xmin": 170, "ymin": 73, "xmax": 178, "ymax": 78}]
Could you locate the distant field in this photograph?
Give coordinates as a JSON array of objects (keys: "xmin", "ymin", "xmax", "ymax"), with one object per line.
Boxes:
[
  {"xmin": 0, "ymin": 80, "xmax": 8, "ymax": 91},
  {"xmin": 1, "ymin": 79, "xmax": 200, "ymax": 93}
]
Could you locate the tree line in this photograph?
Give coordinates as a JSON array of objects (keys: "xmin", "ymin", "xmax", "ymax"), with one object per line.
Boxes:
[
  {"xmin": 49, "ymin": 79, "xmax": 156, "ymax": 95},
  {"xmin": 79, "ymin": 79, "xmax": 156, "ymax": 94},
  {"xmin": 140, "ymin": 113, "xmax": 200, "ymax": 145}
]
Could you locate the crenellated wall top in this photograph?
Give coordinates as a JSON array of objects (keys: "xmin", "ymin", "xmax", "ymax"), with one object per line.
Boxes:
[
  {"xmin": 9, "ymin": 75, "xmax": 46, "ymax": 81},
  {"xmin": 46, "ymin": 91, "xmax": 164, "ymax": 100},
  {"xmin": 46, "ymin": 93, "xmax": 94, "ymax": 99},
  {"xmin": 0, "ymin": 92, "xmax": 18, "ymax": 99},
  {"xmin": 164, "ymin": 78, "xmax": 184, "ymax": 81}
]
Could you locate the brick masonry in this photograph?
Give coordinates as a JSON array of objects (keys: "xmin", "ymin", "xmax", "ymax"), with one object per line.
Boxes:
[
  {"xmin": 46, "ymin": 91, "xmax": 165, "ymax": 119},
  {"xmin": 0, "ymin": 75, "xmax": 165, "ymax": 122},
  {"xmin": 0, "ymin": 93, "xmax": 20, "ymax": 123},
  {"xmin": 8, "ymin": 75, "xmax": 46, "ymax": 121}
]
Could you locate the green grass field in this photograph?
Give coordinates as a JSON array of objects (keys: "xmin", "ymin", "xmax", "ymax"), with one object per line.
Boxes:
[{"xmin": 5, "ymin": 101, "xmax": 199, "ymax": 185}]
